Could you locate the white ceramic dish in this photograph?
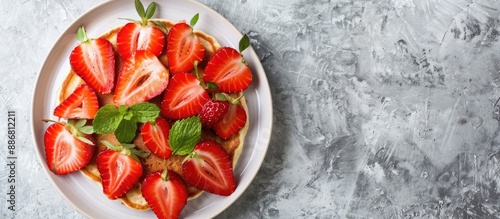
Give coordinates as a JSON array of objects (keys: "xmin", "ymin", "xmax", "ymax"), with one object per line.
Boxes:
[{"xmin": 31, "ymin": 0, "xmax": 273, "ymax": 218}]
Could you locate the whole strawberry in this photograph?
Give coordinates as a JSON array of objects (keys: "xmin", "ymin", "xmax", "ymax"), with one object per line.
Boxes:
[{"xmin": 199, "ymin": 99, "xmax": 229, "ymax": 128}]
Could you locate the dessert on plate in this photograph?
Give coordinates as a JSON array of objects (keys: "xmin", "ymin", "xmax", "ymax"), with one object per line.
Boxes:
[{"xmin": 42, "ymin": 0, "xmax": 253, "ymax": 218}]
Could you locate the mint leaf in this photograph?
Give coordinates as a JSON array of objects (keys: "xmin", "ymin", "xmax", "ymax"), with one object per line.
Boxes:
[
  {"xmin": 115, "ymin": 118, "xmax": 137, "ymax": 143},
  {"xmin": 169, "ymin": 116, "xmax": 202, "ymax": 155},
  {"xmin": 93, "ymin": 105, "xmax": 123, "ymax": 134},
  {"xmin": 129, "ymin": 102, "xmax": 160, "ymax": 123}
]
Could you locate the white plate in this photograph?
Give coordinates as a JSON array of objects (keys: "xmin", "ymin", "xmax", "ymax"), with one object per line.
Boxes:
[{"xmin": 30, "ymin": 0, "xmax": 273, "ymax": 218}]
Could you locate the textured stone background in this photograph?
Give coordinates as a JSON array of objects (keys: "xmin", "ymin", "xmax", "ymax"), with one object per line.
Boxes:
[{"xmin": 2, "ymin": 0, "xmax": 500, "ymax": 218}]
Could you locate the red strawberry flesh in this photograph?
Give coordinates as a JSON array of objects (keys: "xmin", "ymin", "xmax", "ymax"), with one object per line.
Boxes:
[
  {"xmin": 53, "ymin": 84, "xmax": 99, "ymax": 119},
  {"xmin": 167, "ymin": 22, "xmax": 205, "ymax": 75},
  {"xmin": 113, "ymin": 50, "xmax": 170, "ymax": 106},
  {"xmin": 70, "ymin": 37, "xmax": 115, "ymax": 94},
  {"xmin": 182, "ymin": 140, "xmax": 236, "ymax": 196},
  {"xmin": 142, "ymin": 170, "xmax": 188, "ymax": 219},
  {"xmin": 117, "ymin": 23, "xmax": 165, "ymax": 59},
  {"xmin": 97, "ymin": 149, "xmax": 143, "ymax": 199},
  {"xmin": 141, "ymin": 117, "xmax": 172, "ymax": 159},
  {"xmin": 213, "ymin": 104, "xmax": 247, "ymax": 140},
  {"xmin": 203, "ymin": 47, "xmax": 252, "ymax": 93},
  {"xmin": 44, "ymin": 123, "xmax": 95, "ymax": 175},
  {"xmin": 160, "ymin": 73, "xmax": 209, "ymax": 120}
]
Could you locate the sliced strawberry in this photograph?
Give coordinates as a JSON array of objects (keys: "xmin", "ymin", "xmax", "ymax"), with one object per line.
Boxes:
[
  {"xmin": 141, "ymin": 117, "xmax": 172, "ymax": 159},
  {"xmin": 113, "ymin": 50, "xmax": 169, "ymax": 106},
  {"xmin": 182, "ymin": 140, "xmax": 236, "ymax": 196},
  {"xmin": 213, "ymin": 104, "xmax": 247, "ymax": 140},
  {"xmin": 116, "ymin": 0, "xmax": 165, "ymax": 59},
  {"xmin": 44, "ymin": 121, "xmax": 95, "ymax": 175},
  {"xmin": 160, "ymin": 73, "xmax": 209, "ymax": 120},
  {"xmin": 53, "ymin": 84, "xmax": 99, "ymax": 119},
  {"xmin": 96, "ymin": 141, "xmax": 147, "ymax": 199},
  {"xmin": 117, "ymin": 23, "xmax": 165, "ymax": 60},
  {"xmin": 199, "ymin": 99, "xmax": 229, "ymax": 128},
  {"xmin": 70, "ymin": 26, "xmax": 115, "ymax": 94},
  {"xmin": 142, "ymin": 169, "xmax": 188, "ymax": 219},
  {"xmin": 166, "ymin": 21, "xmax": 205, "ymax": 75},
  {"xmin": 203, "ymin": 47, "xmax": 252, "ymax": 93}
]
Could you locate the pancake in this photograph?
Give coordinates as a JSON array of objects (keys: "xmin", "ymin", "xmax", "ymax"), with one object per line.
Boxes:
[{"xmin": 58, "ymin": 19, "xmax": 249, "ymax": 210}]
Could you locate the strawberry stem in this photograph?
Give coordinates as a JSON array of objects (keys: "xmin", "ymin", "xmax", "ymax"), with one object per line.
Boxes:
[{"xmin": 161, "ymin": 168, "xmax": 168, "ymax": 181}]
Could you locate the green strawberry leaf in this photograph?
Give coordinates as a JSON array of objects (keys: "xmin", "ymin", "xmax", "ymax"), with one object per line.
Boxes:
[
  {"xmin": 115, "ymin": 118, "xmax": 137, "ymax": 143},
  {"xmin": 74, "ymin": 119, "xmax": 87, "ymax": 128},
  {"xmin": 101, "ymin": 140, "xmax": 120, "ymax": 151},
  {"xmin": 76, "ymin": 26, "xmax": 89, "ymax": 43},
  {"xmin": 190, "ymin": 13, "xmax": 200, "ymax": 28},
  {"xmin": 76, "ymin": 136, "xmax": 94, "ymax": 146},
  {"xmin": 169, "ymin": 116, "xmax": 202, "ymax": 155},
  {"xmin": 79, "ymin": 126, "xmax": 94, "ymax": 135},
  {"xmin": 239, "ymin": 34, "xmax": 250, "ymax": 53},
  {"xmin": 145, "ymin": 1, "xmax": 157, "ymax": 20},
  {"xmin": 135, "ymin": 0, "xmax": 146, "ymax": 20},
  {"xmin": 129, "ymin": 102, "xmax": 160, "ymax": 123},
  {"xmin": 93, "ymin": 104, "xmax": 123, "ymax": 134}
]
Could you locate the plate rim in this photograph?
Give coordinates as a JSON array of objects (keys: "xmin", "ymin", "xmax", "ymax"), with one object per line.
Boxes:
[{"xmin": 30, "ymin": 0, "xmax": 273, "ymax": 218}]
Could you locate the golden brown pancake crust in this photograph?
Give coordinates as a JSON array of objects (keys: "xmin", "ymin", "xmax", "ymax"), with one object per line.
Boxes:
[{"xmin": 58, "ymin": 19, "xmax": 249, "ymax": 210}]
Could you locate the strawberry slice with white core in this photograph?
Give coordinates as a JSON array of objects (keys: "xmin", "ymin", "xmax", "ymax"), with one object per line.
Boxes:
[
  {"xmin": 142, "ymin": 169, "xmax": 188, "ymax": 219},
  {"xmin": 141, "ymin": 117, "xmax": 172, "ymax": 159},
  {"xmin": 203, "ymin": 47, "xmax": 252, "ymax": 93},
  {"xmin": 182, "ymin": 140, "xmax": 236, "ymax": 196},
  {"xmin": 116, "ymin": 0, "xmax": 165, "ymax": 59},
  {"xmin": 213, "ymin": 103, "xmax": 247, "ymax": 140},
  {"xmin": 70, "ymin": 26, "xmax": 115, "ymax": 94},
  {"xmin": 117, "ymin": 23, "xmax": 165, "ymax": 59},
  {"xmin": 113, "ymin": 50, "xmax": 170, "ymax": 106},
  {"xmin": 97, "ymin": 141, "xmax": 148, "ymax": 199},
  {"xmin": 53, "ymin": 84, "xmax": 99, "ymax": 119},
  {"xmin": 166, "ymin": 19, "xmax": 205, "ymax": 75},
  {"xmin": 44, "ymin": 120, "xmax": 95, "ymax": 175},
  {"xmin": 160, "ymin": 73, "xmax": 209, "ymax": 120}
]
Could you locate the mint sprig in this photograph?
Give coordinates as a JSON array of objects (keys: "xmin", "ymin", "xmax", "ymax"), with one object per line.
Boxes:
[
  {"xmin": 93, "ymin": 102, "xmax": 160, "ymax": 143},
  {"xmin": 169, "ymin": 116, "xmax": 202, "ymax": 155}
]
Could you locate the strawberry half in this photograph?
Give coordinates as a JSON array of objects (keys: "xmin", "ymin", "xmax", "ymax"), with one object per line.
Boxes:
[
  {"xmin": 44, "ymin": 120, "xmax": 95, "ymax": 175},
  {"xmin": 117, "ymin": 0, "xmax": 165, "ymax": 59},
  {"xmin": 199, "ymin": 99, "xmax": 229, "ymax": 128},
  {"xmin": 142, "ymin": 169, "xmax": 188, "ymax": 219},
  {"xmin": 213, "ymin": 104, "xmax": 247, "ymax": 140},
  {"xmin": 166, "ymin": 14, "xmax": 205, "ymax": 75},
  {"xmin": 141, "ymin": 117, "xmax": 172, "ymax": 159},
  {"xmin": 53, "ymin": 84, "xmax": 99, "ymax": 119},
  {"xmin": 182, "ymin": 140, "xmax": 236, "ymax": 196},
  {"xmin": 97, "ymin": 141, "xmax": 149, "ymax": 199},
  {"xmin": 160, "ymin": 73, "xmax": 210, "ymax": 120},
  {"xmin": 203, "ymin": 47, "xmax": 252, "ymax": 93},
  {"xmin": 69, "ymin": 26, "xmax": 115, "ymax": 94},
  {"xmin": 113, "ymin": 50, "xmax": 169, "ymax": 106}
]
